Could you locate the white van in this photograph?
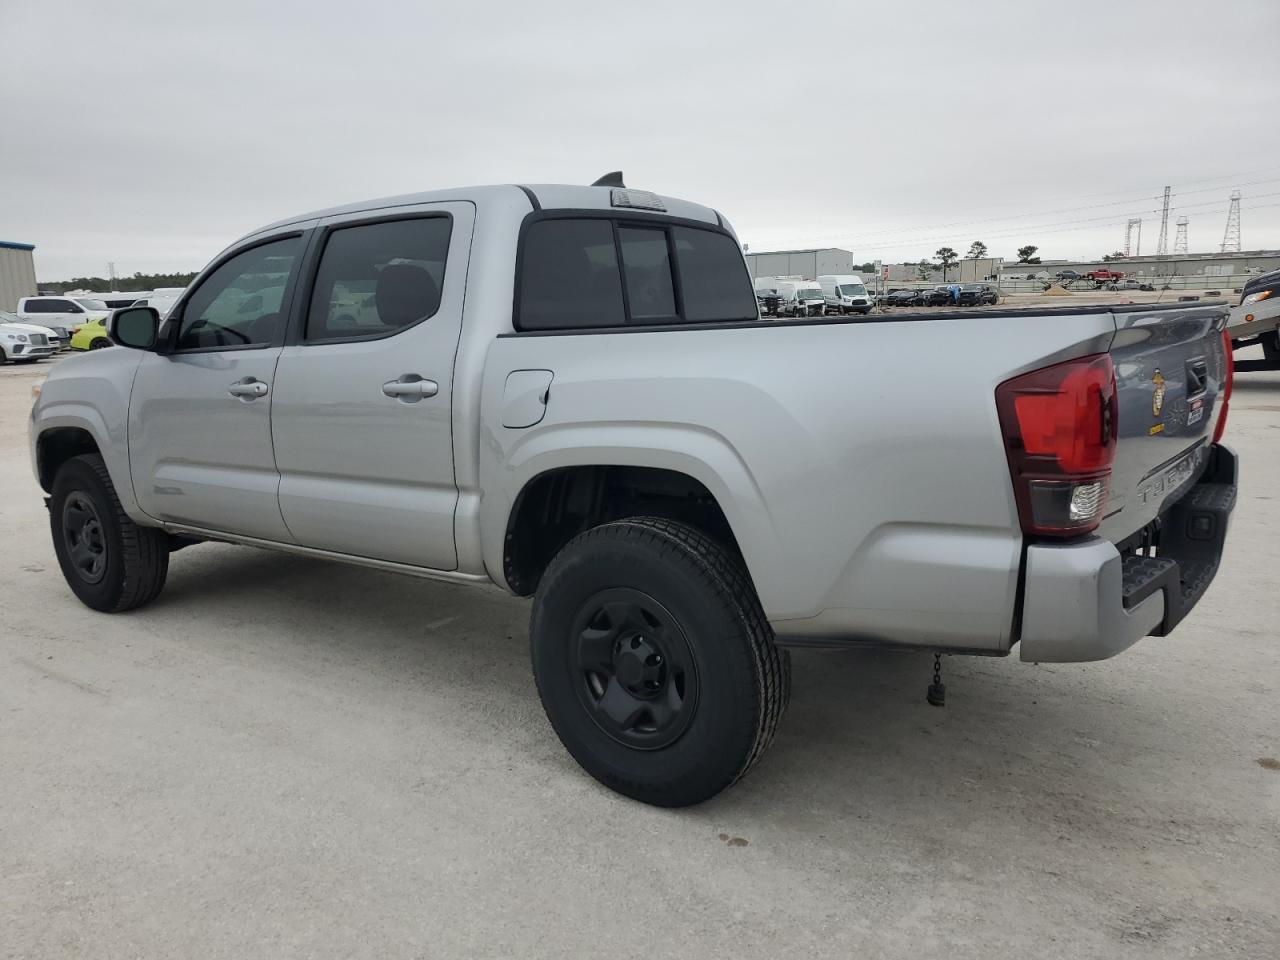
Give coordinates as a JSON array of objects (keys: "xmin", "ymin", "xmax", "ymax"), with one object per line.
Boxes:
[
  {"xmin": 817, "ymin": 274, "xmax": 872, "ymax": 315},
  {"xmin": 129, "ymin": 287, "xmax": 186, "ymax": 319},
  {"xmin": 761, "ymin": 278, "xmax": 824, "ymax": 317}
]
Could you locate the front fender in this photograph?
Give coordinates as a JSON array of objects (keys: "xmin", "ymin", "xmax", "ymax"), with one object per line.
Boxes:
[{"xmin": 29, "ymin": 349, "xmax": 146, "ymax": 522}]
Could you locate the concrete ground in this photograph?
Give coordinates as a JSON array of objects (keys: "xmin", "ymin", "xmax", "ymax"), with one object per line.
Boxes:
[{"xmin": 1, "ymin": 352, "xmax": 1277, "ymax": 959}]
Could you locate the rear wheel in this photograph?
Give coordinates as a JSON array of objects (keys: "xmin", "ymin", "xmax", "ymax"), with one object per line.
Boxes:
[
  {"xmin": 531, "ymin": 518, "xmax": 789, "ymax": 807},
  {"xmin": 50, "ymin": 454, "xmax": 169, "ymax": 612},
  {"xmin": 89, "ymin": 338, "xmax": 112, "ymax": 350}
]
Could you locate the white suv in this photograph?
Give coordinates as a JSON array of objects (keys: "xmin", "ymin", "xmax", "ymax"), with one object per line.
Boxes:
[
  {"xmin": 17, "ymin": 296, "xmax": 111, "ymax": 349},
  {"xmin": 0, "ymin": 310, "xmax": 57, "ymax": 363}
]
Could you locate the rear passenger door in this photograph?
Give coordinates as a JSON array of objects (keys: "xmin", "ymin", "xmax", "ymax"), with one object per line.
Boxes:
[{"xmin": 270, "ymin": 203, "xmax": 473, "ymax": 570}]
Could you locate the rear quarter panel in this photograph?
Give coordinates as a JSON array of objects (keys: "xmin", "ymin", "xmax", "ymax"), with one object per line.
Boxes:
[{"xmin": 480, "ymin": 311, "xmax": 1117, "ymax": 650}]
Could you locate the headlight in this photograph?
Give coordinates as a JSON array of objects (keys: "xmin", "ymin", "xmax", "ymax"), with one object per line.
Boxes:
[
  {"xmin": 16, "ymin": 334, "xmax": 27, "ymax": 342},
  {"xmin": 1244, "ymin": 290, "xmax": 1273, "ymax": 305}
]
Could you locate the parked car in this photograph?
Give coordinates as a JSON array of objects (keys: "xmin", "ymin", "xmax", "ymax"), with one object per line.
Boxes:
[
  {"xmin": 1055, "ymin": 270, "xmax": 1081, "ymax": 281},
  {"xmin": 17, "ymin": 295, "xmax": 110, "ymax": 349},
  {"xmin": 70, "ymin": 317, "xmax": 113, "ymax": 351},
  {"xmin": 1106, "ymin": 279, "xmax": 1143, "ymax": 291},
  {"xmin": 925, "ymin": 285, "xmax": 953, "ymax": 306},
  {"xmin": 885, "ymin": 288, "xmax": 924, "ymax": 307},
  {"xmin": 817, "ymin": 274, "xmax": 872, "ymax": 315},
  {"xmin": 0, "ymin": 310, "xmax": 57, "ymax": 363},
  {"xmin": 1085, "ymin": 269, "xmax": 1126, "ymax": 286},
  {"xmin": 29, "ymin": 177, "xmax": 1238, "ymax": 808},
  {"xmin": 958, "ymin": 283, "xmax": 999, "ymax": 306}
]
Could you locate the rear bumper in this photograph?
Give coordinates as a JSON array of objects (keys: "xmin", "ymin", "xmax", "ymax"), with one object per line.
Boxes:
[{"xmin": 1019, "ymin": 443, "xmax": 1237, "ymax": 663}]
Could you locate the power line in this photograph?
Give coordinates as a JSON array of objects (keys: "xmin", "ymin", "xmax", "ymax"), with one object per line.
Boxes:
[
  {"xmin": 744, "ymin": 173, "xmax": 1280, "ymax": 252},
  {"xmin": 753, "ymin": 191, "xmax": 1280, "ymax": 254}
]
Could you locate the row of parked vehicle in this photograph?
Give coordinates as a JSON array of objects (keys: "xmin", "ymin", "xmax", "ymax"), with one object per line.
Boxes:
[
  {"xmin": 882, "ymin": 283, "xmax": 1000, "ymax": 308},
  {"xmin": 753, "ymin": 274, "xmax": 875, "ymax": 317},
  {"xmin": 752, "ymin": 275, "xmax": 1004, "ymax": 317},
  {"xmin": 0, "ymin": 290, "xmax": 184, "ymax": 364}
]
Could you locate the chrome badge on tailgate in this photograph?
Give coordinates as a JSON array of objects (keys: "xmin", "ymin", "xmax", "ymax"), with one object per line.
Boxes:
[{"xmin": 1136, "ymin": 445, "xmax": 1206, "ymax": 506}]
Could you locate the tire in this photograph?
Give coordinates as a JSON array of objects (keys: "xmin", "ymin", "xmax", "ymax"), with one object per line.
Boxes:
[
  {"xmin": 89, "ymin": 338, "xmax": 112, "ymax": 350},
  {"xmin": 531, "ymin": 517, "xmax": 790, "ymax": 807},
  {"xmin": 1263, "ymin": 330, "xmax": 1280, "ymax": 364},
  {"xmin": 50, "ymin": 454, "xmax": 169, "ymax": 612}
]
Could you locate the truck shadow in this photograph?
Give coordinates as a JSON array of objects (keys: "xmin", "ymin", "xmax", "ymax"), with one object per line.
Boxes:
[{"xmin": 153, "ymin": 542, "xmax": 1197, "ymax": 837}]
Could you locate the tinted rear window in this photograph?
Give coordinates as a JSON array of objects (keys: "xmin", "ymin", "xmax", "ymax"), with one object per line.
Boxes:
[
  {"xmin": 519, "ymin": 219, "xmax": 625, "ymax": 330},
  {"xmin": 671, "ymin": 227, "xmax": 756, "ymax": 322},
  {"xmin": 517, "ymin": 218, "xmax": 754, "ymax": 331},
  {"xmin": 618, "ymin": 226, "xmax": 676, "ymax": 321}
]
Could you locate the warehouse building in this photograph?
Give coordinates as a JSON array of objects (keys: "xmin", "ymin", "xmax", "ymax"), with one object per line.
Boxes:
[
  {"xmin": 743, "ymin": 247, "xmax": 854, "ymax": 281},
  {"xmin": 0, "ymin": 241, "xmax": 38, "ymax": 311}
]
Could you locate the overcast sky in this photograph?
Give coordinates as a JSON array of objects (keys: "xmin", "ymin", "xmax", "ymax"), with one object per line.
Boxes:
[{"xmin": 3, "ymin": 0, "xmax": 1278, "ymax": 281}]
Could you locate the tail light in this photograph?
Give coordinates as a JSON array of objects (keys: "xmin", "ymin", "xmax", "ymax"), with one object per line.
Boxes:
[
  {"xmin": 996, "ymin": 354, "xmax": 1118, "ymax": 537},
  {"xmin": 1213, "ymin": 329, "xmax": 1233, "ymax": 445}
]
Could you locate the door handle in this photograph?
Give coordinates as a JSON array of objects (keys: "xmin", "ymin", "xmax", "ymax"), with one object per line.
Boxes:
[
  {"xmin": 228, "ymin": 378, "xmax": 269, "ymax": 400},
  {"xmin": 382, "ymin": 375, "xmax": 439, "ymax": 402}
]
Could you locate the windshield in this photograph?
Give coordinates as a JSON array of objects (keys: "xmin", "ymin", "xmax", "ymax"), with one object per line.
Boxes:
[
  {"xmin": 838, "ymin": 284, "xmax": 866, "ymax": 297},
  {"xmin": 799, "ymin": 288, "xmax": 822, "ymax": 300},
  {"xmin": 962, "ymin": 285, "xmax": 983, "ymax": 292},
  {"xmin": 73, "ymin": 298, "xmax": 109, "ymax": 311}
]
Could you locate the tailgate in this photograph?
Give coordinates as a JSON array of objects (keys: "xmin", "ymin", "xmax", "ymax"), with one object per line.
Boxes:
[{"xmin": 1098, "ymin": 302, "xmax": 1230, "ymax": 543}]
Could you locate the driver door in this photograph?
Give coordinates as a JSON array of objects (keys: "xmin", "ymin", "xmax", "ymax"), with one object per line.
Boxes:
[{"xmin": 128, "ymin": 230, "xmax": 311, "ymax": 540}]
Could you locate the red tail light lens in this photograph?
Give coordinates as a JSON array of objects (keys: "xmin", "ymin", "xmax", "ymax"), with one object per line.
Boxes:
[
  {"xmin": 996, "ymin": 354, "xmax": 1118, "ymax": 536},
  {"xmin": 1213, "ymin": 329, "xmax": 1233, "ymax": 445}
]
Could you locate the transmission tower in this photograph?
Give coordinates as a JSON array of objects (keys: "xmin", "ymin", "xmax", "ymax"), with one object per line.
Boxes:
[
  {"xmin": 1220, "ymin": 190, "xmax": 1242, "ymax": 253},
  {"xmin": 1155, "ymin": 185, "xmax": 1171, "ymax": 255},
  {"xmin": 1174, "ymin": 217, "xmax": 1189, "ymax": 255},
  {"xmin": 1124, "ymin": 218, "xmax": 1143, "ymax": 257}
]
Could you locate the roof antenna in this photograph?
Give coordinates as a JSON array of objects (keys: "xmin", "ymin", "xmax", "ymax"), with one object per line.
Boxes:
[{"xmin": 591, "ymin": 171, "xmax": 625, "ymax": 188}]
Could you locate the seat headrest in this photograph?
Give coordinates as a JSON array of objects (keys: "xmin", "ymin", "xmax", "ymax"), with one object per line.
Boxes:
[{"xmin": 376, "ymin": 263, "xmax": 440, "ymax": 328}]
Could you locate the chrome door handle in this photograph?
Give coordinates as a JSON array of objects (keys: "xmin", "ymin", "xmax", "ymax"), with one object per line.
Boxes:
[
  {"xmin": 228, "ymin": 379, "xmax": 269, "ymax": 400},
  {"xmin": 382, "ymin": 375, "xmax": 439, "ymax": 402}
]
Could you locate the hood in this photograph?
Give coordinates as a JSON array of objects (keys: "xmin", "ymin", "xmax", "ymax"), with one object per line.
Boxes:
[{"xmin": 1, "ymin": 322, "xmax": 58, "ymax": 337}]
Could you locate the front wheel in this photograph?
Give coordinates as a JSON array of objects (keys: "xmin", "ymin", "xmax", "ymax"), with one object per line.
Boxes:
[
  {"xmin": 531, "ymin": 518, "xmax": 790, "ymax": 807},
  {"xmin": 50, "ymin": 454, "xmax": 169, "ymax": 612}
]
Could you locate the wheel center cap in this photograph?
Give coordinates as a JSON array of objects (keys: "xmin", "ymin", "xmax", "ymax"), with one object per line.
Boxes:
[{"xmin": 614, "ymin": 635, "xmax": 664, "ymax": 693}]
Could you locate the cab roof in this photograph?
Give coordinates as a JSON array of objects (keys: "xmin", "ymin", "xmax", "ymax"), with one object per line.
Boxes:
[{"xmin": 245, "ymin": 183, "xmax": 722, "ymax": 242}]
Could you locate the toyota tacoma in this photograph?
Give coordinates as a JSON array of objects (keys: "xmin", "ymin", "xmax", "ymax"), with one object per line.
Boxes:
[{"xmin": 30, "ymin": 176, "xmax": 1238, "ymax": 806}]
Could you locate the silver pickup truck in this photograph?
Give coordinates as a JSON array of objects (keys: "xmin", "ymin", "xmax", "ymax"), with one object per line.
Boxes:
[{"xmin": 29, "ymin": 177, "xmax": 1238, "ymax": 806}]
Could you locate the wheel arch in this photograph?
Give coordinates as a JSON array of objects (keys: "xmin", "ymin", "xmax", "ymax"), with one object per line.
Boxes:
[
  {"xmin": 33, "ymin": 409, "xmax": 144, "ymax": 521},
  {"xmin": 497, "ymin": 454, "xmax": 776, "ymax": 600}
]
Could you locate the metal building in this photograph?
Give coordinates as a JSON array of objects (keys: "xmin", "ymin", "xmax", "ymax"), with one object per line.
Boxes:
[
  {"xmin": 743, "ymin": 247, "xmax": 853, "ymax": 281},
  {"xmin": 0, "ymin": 241, "xmax": 38, "ymax": 311}
]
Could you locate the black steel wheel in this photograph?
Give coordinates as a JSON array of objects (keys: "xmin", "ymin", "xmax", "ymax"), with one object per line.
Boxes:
[
  {"xmin": 50, "ymin": 454, "xmax": 169, "ymax": 612},
  {"xmin": 61, "ymin": 491, "xmax": 109, "ymax": 584},
  {"xmin": 531, "ymin": 517, "xmax": 789, "ymax": 807},
  {"xmin": 570, "ymin": 588, "xmax": 698, "ymax": 750}
]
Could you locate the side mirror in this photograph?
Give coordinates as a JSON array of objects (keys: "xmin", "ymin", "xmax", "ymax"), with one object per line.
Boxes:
[{"xmin": 109, "ymin": 306, "xmax": 160, "ymax": 350}]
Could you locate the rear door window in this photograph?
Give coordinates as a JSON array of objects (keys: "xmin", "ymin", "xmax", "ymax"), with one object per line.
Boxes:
[{"xmin": 305, "ymin": 217, "xmax": 452, "ymax": 342}]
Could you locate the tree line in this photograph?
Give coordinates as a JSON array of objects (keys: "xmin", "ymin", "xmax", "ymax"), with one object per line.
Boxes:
[{"xmin": 38, "ymin": 271, "xmax": 200, "ymax": 295}]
